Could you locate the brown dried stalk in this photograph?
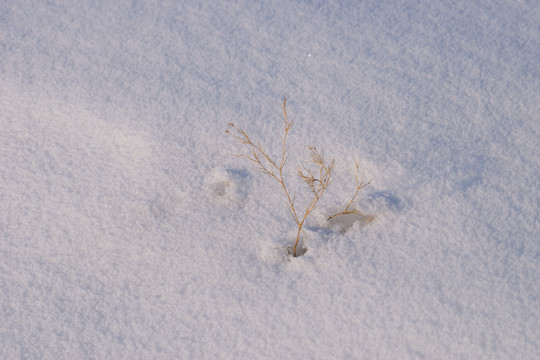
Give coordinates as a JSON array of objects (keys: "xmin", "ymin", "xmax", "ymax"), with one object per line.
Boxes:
[
  {"xmin": 327, "ymin": 161, "xmax": 372, "ymax": 221},
  {"xmin": 226, "ymin": 98, "xmax": 334, "ymax": 257},
  {"xmin": 295, "ymin": 146, "xmax": 335, "ymax": 255}
]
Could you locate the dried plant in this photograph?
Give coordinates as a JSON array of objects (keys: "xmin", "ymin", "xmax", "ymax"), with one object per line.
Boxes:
[
  {"xmin": 327, "ymin": 161, "xmax": 373, "ymax": 222},
  {"xmin": 226, "ymin": 98, "xmax": 334, "ymax": 257},
  {"xmin": 226, "ymin": 98, "xmax": 372, "ymax": 256},
  {"xmin": 295, "ymin": 146, "xmax": 335, "ymax": 255}
]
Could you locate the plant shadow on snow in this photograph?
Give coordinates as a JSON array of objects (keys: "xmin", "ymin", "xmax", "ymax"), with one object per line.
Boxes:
[{"xmin": 364, "ymin": 191, "xmax": 404, "ymax": 213}]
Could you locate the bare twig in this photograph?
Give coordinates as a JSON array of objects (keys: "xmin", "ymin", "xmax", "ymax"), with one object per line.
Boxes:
[
  {"xmin": 293, "ymin": 146, "xmax": 335, "ymax": 255},
  {"xmin": 226, "ymin": 99, "xmax": 373, "ymax": 257},
  {"xmin": 226, "ymin": 98, "xmax": 335, "ymax": 256},
  {"xmin": 226, "ymin": 98, "xmax": 299, "ymax": 227},
  {"xmin": 327, "ymin": 160, "xmax": 372, "ymax": 221}
]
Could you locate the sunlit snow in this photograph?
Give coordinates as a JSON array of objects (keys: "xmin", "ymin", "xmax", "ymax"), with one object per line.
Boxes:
[{"xmin": 1, "ymin": 0, "xmax": 539, "ymax": 358}]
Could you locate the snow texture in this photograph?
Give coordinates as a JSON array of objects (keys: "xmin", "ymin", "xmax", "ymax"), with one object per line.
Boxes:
[{"xmin": 1, "ymin": 0, "xmax": 539, "ymax": 358}]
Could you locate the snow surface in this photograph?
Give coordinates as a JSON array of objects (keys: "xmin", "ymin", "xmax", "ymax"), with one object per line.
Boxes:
[{"xmin": 1, "ymin": 0, "xmax": 539, "ymax": 358}]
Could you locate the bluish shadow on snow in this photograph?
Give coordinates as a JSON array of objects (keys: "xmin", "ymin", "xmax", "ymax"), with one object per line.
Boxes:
[
  {"xmin": 363, "ymin": 191, "xmax": 404, "ymax": 213},
  {"xmin": 225, "ymin": 168, "xmax": 250, "ymax": 179},
  {"xmin": 457, "ymin": 154, "xmax": 488, "ymax": 192}
]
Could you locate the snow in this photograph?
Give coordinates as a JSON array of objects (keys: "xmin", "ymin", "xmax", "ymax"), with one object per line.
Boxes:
[{"xmin": 1, "ymin": 0, "xmax": 539, "ymax": 358}]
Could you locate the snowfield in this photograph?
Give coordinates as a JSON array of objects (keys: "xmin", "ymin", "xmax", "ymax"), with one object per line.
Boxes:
[{"xmin": 1, "ymin": 0, "xmax": 539, "ymax": 359}]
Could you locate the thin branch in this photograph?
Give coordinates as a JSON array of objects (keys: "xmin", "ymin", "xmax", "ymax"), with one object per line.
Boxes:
[
  {"xmin": 226, "ymin": 98, "xmax": 300, "ymax": 226},
  {"xmin": 292, "ymin": 146, "xmax": 334, "ymax": 256},
  {"xmin": 228, "ymin": 98, "xmax": 373, "ymax": 257},
  {"xmin": 327, "ymin": 160, "xmax": 372, "ymax": 220}
]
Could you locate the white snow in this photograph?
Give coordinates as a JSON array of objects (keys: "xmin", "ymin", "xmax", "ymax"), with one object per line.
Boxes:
[{"xmin": 1, "ymin": 0, "xmax": 539, "ymax": 358}]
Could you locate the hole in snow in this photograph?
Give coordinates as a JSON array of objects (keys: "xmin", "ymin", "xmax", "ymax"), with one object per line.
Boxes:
[
  {"xmin": 205, "ymin": 168, "xmax": 249, "ymax": 208},
  {"xmin": 284, "ymin": 235, "xmax": 308, "ymax": 257},
  {"xmin": 211, "ymin": 181, "xmax": 231, "ymax": 197},
  {"xmin": 286, "ymin": 245, "xmax": 308, "ymax": 257}
]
